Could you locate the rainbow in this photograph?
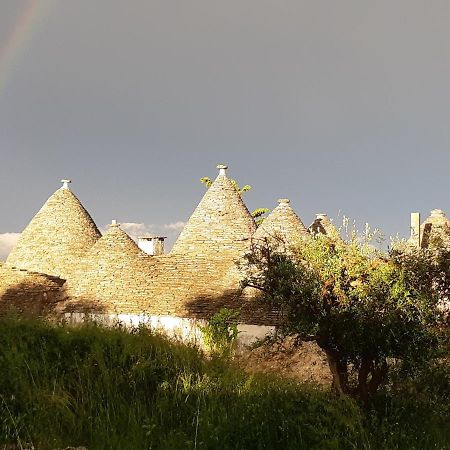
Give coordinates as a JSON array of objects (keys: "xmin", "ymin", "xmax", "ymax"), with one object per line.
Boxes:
[{"xmin": 0, "ymin": 0, "xmax": 56, "ymax": 95}]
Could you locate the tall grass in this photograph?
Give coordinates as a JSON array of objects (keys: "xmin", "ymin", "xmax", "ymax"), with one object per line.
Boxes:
[{"xmin": 0, "ymin": 315, "xmax": 448, "ymax": 449}]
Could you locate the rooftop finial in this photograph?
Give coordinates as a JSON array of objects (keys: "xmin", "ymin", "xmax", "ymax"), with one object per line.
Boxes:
[
  {"xmin": 217, "ymin": 164, "xmax": 228, "ymax": 176},
  {"xmin": 61, "ymin": 179, "xmax": 71, "ymax": 190},
  {"xmin": 431, "ymin": 209, "xmax": 445, "ymax": 217},
  {"xmin": 278, "ymin": 198, "xmax": 290, "ymax": 204},
  {"xmin": 110, "ymin": 219, "xmax": 120, "ymax": 227}
]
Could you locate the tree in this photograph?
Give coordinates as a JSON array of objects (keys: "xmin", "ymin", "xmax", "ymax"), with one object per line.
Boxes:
[
  {"xmin": 200, "ymin": 177, "xmax": 269, "ymax": 225},
  {"xmin": 390, "ymin": 225, "xmax": 450, "ymax": 309},
  {"xmin": 242, "ymin": 223, "xmax": 446, "ymax": 403}
]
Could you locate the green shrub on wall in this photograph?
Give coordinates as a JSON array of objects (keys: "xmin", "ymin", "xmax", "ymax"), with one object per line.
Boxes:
[{"xmin": 200, "ymin": 308, "xmax": 240, "ymax": 357}]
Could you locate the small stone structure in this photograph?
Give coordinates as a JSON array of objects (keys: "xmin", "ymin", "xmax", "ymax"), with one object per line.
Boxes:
[
  {"xmin": 138, "ymin": 236, "xmax": 166, "ymax": 256},
  {"xmin": 0, "ymin": 263, "xmax": 64, "ymax": 315},
  {"xmin": 6, "ymin": 180, "xmax": 101, "ymax": 280},
  {"xmin": 253, "ymin": 198, "xmax": 308, "ymax": 244},
  {"xmin": 409, "ymin": 209, "xmax": 450, "ymax": 249}
]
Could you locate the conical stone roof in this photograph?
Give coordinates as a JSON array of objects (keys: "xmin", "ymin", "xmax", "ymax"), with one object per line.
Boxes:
[
  {"xmin": 171, "ymin": 165, "xmax": 257, "ymax": 257},
  {"xmin": 6, "ymin": 182, "xmax": 101, "ymax": 280},
  {"xmin": 253, "ymin": 199, "xmax": 308, "ymax": 243},
  {"xmin": 309, "ymin": 213, "xmax": 340, "ymax": 238},
  {"xmin": 420, "ymin": 209, "xmax": 450, "ymax": 248},
  {"xmin": 67, "ymin": 221, "xmax": 154, "ymax": 312}
]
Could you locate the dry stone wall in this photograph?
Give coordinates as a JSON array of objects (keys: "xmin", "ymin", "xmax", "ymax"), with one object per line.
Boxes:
[{"xmin": 0, "ymin": 264, "xmax": 64, "ymax": 315}]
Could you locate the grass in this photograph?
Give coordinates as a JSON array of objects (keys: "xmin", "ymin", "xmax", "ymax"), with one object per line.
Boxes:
[{"xmin": 0, "ymin": 315, "xmax": 448, "ymax": 449}]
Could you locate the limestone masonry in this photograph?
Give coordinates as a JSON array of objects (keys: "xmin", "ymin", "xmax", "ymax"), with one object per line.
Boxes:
[{"xmin": 0, "ymin": 165, "xmax": 449, "ymax": 331}]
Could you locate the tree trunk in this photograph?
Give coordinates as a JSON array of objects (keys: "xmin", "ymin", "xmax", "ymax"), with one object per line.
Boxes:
[
  {"xmin": 325, "ymin": 350, "xmax": 348, "ymax": 395},
  {"xmin": 357, "ymin": 358, "xmax": 372, "ymax": 406},
  {"xmin": 368, "ymin": 358, "xmax": 388, "ymax": 394},
  {"xmin": 356, "ymin": 357, "xmax": 388, "ymax": 406}
]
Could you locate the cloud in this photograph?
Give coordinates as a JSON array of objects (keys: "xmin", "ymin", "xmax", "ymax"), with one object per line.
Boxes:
[
  {"xmin": 0, "ymin": 233, "xmax": 20, "ymax": 261},
  {"xmin": 0, "ymin": 222, "xmax": 187, "ymax": 261},
  {"xmin": 164, "ymin": 221, "xmax": 186, "ymax": 231},
  {"xmin": 120, "ymin": 222, "xmax": 154, "ymax": 237}
]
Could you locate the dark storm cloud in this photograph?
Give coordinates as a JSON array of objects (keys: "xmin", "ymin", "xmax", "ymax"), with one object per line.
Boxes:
[{"xmin": 0, "ymin": 0, "xmax": 448, "ymax": 256}]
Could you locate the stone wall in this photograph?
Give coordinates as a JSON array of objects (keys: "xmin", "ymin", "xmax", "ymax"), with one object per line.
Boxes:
[
  {"xmin": 63, "ymin": 311, "xmax": 275, "ymax": 350},
  {"xmin": 0, "ymin": 264, "xmax": 65, "ymax": 315}
]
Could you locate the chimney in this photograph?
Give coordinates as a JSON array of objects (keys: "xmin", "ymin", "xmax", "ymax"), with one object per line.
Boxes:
[
  {"xmin": 217, "ymin": 164, "xmax": 228, "ymax": 176},
  {"xmin": 61, "ymin": 179, "xmax": 71, "ymax": 190},
  {"xmin": 138, "ymin": 236, "xmax": 166, "ymax": 256},
  {"xmin": 430, "ymin": 209, "xmax": 445, "ymax": 218},
  {"xmin": 410, "ymin": 212, "xmax": 421, "ymax": 248}
]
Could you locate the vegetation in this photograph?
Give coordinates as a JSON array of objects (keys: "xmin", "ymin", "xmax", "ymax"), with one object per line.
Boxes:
[
  {"xmin": 242, "ymin": 221, "xmax": 449, "ymax": 404},
  {"xmin": 390, "ymin": 226, "xmax": 450, "ymax": 303},
  {"xmin": 200, "ymin": 176, "xmax": 270, "ymax": 224},
  {"xmin": 0, "ymin": 315, "xmax": 448, "ymax": 449},
  {"xmin": 0, "ymin": 315, "xmax": 364, "ymax": 449},
  {"xmin": 199, "ymin": 308, "xmax": 240, "ymax": 357}
]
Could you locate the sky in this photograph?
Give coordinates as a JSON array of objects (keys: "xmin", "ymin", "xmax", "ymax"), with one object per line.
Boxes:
[{"xmin": 0, "ymin": 0, "xmax": 449, "ymax": 259}]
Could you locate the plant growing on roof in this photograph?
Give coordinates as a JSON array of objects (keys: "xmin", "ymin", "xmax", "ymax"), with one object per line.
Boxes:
[{"xmin": 200, "ymin": 177, "xmax": 269, "ymax": 225}]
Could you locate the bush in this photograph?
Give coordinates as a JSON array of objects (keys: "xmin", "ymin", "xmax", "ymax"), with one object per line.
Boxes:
[
  {"xmin": 0, "ymin": 315, "xmax": 368, "ymax": 449},
  {"xmin": 0, "ymin": 315, "xmax": 448, "ymax": 449},
  {"xmin": 200, "ymin": 308, "xmax": 240, "ymax": 357}
]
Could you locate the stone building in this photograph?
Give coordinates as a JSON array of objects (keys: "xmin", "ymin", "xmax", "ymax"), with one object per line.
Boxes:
[
  {"xmin": 0, "ymin": 165, "xmax": 313, "ymax": 341},
  {"xmin": 309, "ymin": 213, "xmax": 340, "ymax": 238},
  {"xmin": 6, "ymin": 180, "xmax": 101, "ymax": 280},
  {"xmin": 7, "ymin": 165, "xmax": 444, "ymax": 342},
  {"xmin": 253, "ymin": 198, "xmax": 308, "ymax": 245}
]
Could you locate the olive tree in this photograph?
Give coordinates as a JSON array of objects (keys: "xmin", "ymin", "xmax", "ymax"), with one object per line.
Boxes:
[{"xmin": 242, "ymin": 226, "xmax": 446, "ymax": 403}]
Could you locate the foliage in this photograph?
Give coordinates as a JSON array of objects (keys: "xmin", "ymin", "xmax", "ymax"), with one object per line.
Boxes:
[
  {"xmin": 390, "ymin": 225, "xmax": 450, "ymax": 308},
  {"xmin": 368, "ymin": 358, "xmax": 450, "ymax": 449},
  {"xmin": 242, "ymin": 223, "xmax": 447, "ymax": 403},
  {"xmin": 199, "ymin": 308, "xmax": 240, "ymax": 357},
  {"xmin": 200, "ymin": 176, "xmax": 270, "ymax": 225},
  {"xmin": 0, "ymin": 316, "xmax": 448, "ymax": 448},
  {"xmin": 0, "ymin": 315, "xmax": 371, "ymax": 450}
]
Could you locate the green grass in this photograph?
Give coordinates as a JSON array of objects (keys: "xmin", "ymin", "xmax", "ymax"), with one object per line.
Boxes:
[{"xmin": 0, "ymin": 315, "xmax": 448, "ymax": 449}]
